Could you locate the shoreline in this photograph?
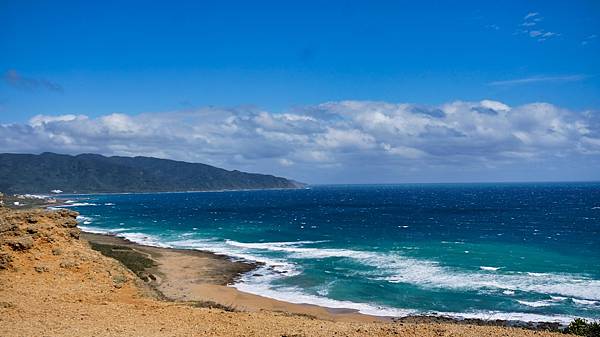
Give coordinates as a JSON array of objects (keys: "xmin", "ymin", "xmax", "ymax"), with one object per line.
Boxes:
[
  {"xmin": 0, "ymin": 207, "xmax": 575, "ymax": 336},
  {"xmin": 81, "ymin": 231, "xmax": 566, "ymax": 330},
  {"xmin": 82, "ymin": 232, "xmax": 382, "ymax": 323},
  {"xmin": 50, "ymin": 186, "xmax": 308, "ymax": 197}
]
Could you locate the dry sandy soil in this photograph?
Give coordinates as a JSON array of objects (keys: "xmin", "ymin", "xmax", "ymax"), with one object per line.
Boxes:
[{"xmin": 0, "ymin": 207, "xmax": 574, "ymax": 337}]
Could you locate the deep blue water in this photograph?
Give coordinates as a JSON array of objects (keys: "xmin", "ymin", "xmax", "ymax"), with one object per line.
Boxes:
[{"xmin": 64, "ymin": 183, "xmax": 600, "ymax": 323}]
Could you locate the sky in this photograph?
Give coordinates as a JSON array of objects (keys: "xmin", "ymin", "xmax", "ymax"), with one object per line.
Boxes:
[{"xmin": 1, "ymin": 1, "xmax": 599, "ymax": 184}]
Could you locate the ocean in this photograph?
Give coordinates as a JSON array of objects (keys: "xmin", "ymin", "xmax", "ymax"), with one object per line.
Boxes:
[{"xmin": 64, "ymin": 183, "xmax": 600, "ymax": 324}]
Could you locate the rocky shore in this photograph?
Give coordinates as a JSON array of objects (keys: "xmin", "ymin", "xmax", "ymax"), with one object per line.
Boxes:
[{"xmin": 0, "ymin": 207, "xmax": 575, "ymax": 336}]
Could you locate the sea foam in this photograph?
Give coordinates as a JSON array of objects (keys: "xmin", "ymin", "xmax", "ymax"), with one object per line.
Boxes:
[{"xmin": 225, "ymin": 240, "xmax": 600, "ymax": 301}]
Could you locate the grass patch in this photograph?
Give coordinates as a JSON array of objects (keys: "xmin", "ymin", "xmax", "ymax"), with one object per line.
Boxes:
[
  {"xmin": 89, "ymin": 242, "xmax": 155, "ymax": 275},
  {"xmin": 188, "ymin": 300, "xmax": 237, "ymax": 312}
]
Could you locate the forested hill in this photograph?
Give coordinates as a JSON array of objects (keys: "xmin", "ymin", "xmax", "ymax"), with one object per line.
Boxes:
[{"xmin": 0, "ymin": 152, "xmax": 303, "ymax": 194}]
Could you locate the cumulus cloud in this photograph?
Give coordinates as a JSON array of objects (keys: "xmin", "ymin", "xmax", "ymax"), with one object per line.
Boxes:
[
  {"xmin": 3, "ymin": 70, "xmax": 64, "ymax": 92},
  {"xmin": 1, "ymin": 100, "xmax": 599, "ymax": 182}
]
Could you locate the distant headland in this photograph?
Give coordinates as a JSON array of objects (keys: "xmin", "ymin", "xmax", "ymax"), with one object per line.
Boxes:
[{"xmin": 0, "ymin": 152, "xmax": 304, "ymax": 194}]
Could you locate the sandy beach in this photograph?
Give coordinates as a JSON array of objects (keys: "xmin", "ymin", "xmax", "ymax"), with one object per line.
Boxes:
[
  {"xmin": 0, "ymin": 207, "xmax": 575, "ymax": 336},
  {"xmin": 82, "ymin": 232, "xmax": 384, "ymax": 323}
]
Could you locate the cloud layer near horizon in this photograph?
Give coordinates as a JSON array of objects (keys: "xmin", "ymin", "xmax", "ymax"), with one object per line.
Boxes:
[{"xmin": 1, "ymin": 100, "xmax": 599, "ymax": 183}]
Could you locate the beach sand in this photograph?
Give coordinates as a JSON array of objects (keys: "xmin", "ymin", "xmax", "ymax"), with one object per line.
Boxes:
[
  {"xmin": 0, "ymin": 207, "xmax": 572, "ymax": 336},
  {"xmin": 82, "ymin": 232, "xmax": 380, "ymax": 323}
]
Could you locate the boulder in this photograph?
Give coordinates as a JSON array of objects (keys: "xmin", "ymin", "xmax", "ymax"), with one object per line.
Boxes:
[
  {"xmin": 0, "ymin": 252, "xmax": 13, "ymax": 269},
  {"xmin": 7, "ymin": 236, "xmax": 34, "ymax": 251},
  {"xmin": 55, "ymin": 209, "xmax": 79, "ymax": 228},
  {"xmin": 59, "ymin": 259, "xmax": 79, "ymax": 269},
  {"xmin": 0, "ymin": 220, "xmax": 18, "ymax": 234},
  {"xmin": 34, "ymin": 265, "xmax": 49, "ymax": 273},
  {"xmin": 67, "ymin": 228, "xmax": 81, "ymax": 239}
]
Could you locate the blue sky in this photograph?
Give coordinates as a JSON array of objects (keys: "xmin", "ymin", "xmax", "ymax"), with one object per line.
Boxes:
[{"xmin": 1, "ymin": 1, "xmax": 600, "ymax": 183}]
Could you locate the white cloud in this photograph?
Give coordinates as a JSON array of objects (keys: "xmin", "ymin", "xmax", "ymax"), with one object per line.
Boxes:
[
  {"xmin": 582, "ymin": 34, "xmax": 597, "ymax": 46},
  {"xmin": 1, "ymin": 100, "xmax": 599, "ymax": 182},
  {"xmin": 29, "ymin": 114, "xmax": 83, "ymax": 127},
  {"xmin": 488, "ymin": 75, "xmax": 587, "ymax": 86},
  {"xmin": 519, "ymin": 12, "xmax": 558, "ymax": 42}
]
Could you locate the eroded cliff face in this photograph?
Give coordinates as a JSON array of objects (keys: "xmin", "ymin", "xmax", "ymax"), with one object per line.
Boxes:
[
  {"xmin": 0, "ymin": 207, "xmax": 143, "ymax": 298},
  {"xmin": 1, "ymin": 208, "xmax": 77, "ymax": 270}
]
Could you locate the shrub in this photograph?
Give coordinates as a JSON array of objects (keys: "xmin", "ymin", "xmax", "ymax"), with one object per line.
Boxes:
[{"xmin": 567, "ymin": 318, "xmax": 600, "ymax": 337}]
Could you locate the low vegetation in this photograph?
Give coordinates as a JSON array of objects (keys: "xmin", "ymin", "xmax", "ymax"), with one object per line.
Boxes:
[
  {"xmin": 189, "ymin": 300, "xmax": 237, "ymax": 312},
  {"xmin": 567, "ymin": 319, "xmax": 600, "ymax": 337},
  {"xmin": 88, "ymin": 242, "xmax": 155, "ymax": 276}
]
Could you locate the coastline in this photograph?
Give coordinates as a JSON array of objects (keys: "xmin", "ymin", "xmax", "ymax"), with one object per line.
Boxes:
[
  {"xmin": 51, "ymin": 185, "xmax": 308, "ymax": 197},
  {"xmin": 0, "ymin": 206, "xmax": 574, "ymax": 336},
  {"xmin": 82, "ymin": 232, "xmax": 384, "ymax": 323},
  {"xmin": 81, "ymin": 231, "xmax": 566, "ymax": 331}
]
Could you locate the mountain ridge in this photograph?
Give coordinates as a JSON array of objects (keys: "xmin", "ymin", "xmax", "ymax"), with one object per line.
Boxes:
[{"xmin": 0, "ymin": 152, "xmax": 303, "ymax": 194}]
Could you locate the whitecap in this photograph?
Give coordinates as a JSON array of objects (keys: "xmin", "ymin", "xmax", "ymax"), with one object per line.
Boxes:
[
  {"xmin": 431, "ymin": 311, "xmax": 577, "ymax": 325},
  {"xmin": 233, "ymin": 282, "xmax": 416, "ymax": 317},
  {"xmin": 76, "ymin": 215, "xmax": 93, "ymax": 222},
  {"xmin": 572, "ymin": 298, "xmax": 598, "ymax": 306},
  {"xmin": 233, "ymin": 280, "xmax": 578, "ymax": 325},
  {"xmin": 59, "ymin": 202, "xmax": 97, "ymax": 207},
  {"xmin": 119, "ymin": 232, "xmax": 171, "ymax": 248},
  {"xmin": 225, "ymin": 240, "xmax": 600, "ymax": 301},
  {"xmin": 78, "ymin": 225, "xmax": 110, "ymax": 234},
  {"xmin": 480, "ymin": 266, "xmax": 501, "ymax": 271},
  {"xmin": 517, "ymin": 300, "xmax": 553, "ymax": 308},
  {"xmin": 167, "ymin": 239, "xmax": 299, "ymax": 276}
]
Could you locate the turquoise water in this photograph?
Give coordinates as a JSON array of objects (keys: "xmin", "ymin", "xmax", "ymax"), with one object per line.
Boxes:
[{"xmin": 64, "ymin": 183, "xmax": 600, "ymax": 323}]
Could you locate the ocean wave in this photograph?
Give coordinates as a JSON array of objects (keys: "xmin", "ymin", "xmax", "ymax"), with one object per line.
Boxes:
[
  {"xmin": 76, "ymin": 215, "xmax": 94, "ymax": 225},
  {"xmin": 517, "ymin": 300, "xmax": 554, "ymax": 308},
  {"xmin": 225, "ymin": 240, "xmax": 600, "ymax": 301},
  {"xmin": 59, "ymin": 202, "xmax": 98, "ymax": 207},
  {"xmin": 225, "ymin": 240, "xmax": 394, "ymax": 261},
  {"xmin": 572, "ymin": 298, "xmax": 598, "ymax": 306},
  {"xmin": 233, "ymin": 281, "xmax": 577, "ymax": 324},
  {"xmin": 68, "ymin": 226, "xmax": 598, "ymax": 324},
  {"xmin": 433, "ymin": 311, "xmax": 576, "ymax": 325},
  {"xmin": 225, "ymin": 240, "xmax": 329, "ymax": 249},
  {"xmin": 118, "ymin": 232, "xmax": 171, "ymax": 248},
  {"xmin": 167, "ymin": 239, "xmax": 299, "ymax": 277},
  {"xmin": 383, "ymin": 264, "xmax": 600, "ymax": 301},
  {"xmin": 106, "ymin": 227, "xmax": 132, "ymax": 233},
  {"xmin": 77, "ymin": 225, "xmax": 110, "ymax": 234},
  {"xmin": 480, "ymin": 266, "xmax": 501, "ymax": 271},
  {"xmin": 233, "ymin": 282, "xmax": 416, "ymax": 317}
]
